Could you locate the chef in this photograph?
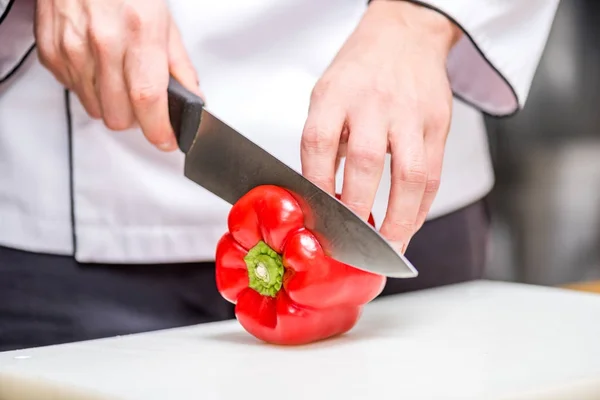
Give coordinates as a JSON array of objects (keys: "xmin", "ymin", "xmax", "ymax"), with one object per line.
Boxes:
[{"xmin": 0, "ymin": 0, "xmax": 559, "ymax": 351}]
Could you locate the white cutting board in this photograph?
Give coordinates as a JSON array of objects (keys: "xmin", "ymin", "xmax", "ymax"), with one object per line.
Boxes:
[{"xmin": 1, "ymin": 280, "xmax": 600, "ymax": 400}]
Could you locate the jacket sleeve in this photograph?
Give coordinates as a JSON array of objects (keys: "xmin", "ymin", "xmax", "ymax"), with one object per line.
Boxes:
[
  {"xmin": 0, "ymin": 0, "xmax": 36, "ymax": 84},
  {"xmin": 375, "ymin": 0, "xmax": 561, "ymax": 116}
]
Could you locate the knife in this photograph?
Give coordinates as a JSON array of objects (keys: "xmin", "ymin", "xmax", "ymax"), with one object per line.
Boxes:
[{"xmin": 166, "ymin": 76, "xmax": 418, "ymax": 278}]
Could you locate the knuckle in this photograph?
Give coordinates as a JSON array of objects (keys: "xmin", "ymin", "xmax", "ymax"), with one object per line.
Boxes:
[
  {"xmin": 89, "ymin": 30, "xmax": 118, "ymax": 57},
  {"xmin": 398, "ymin": 163, "xmax": 427, "ymax": 185},
  {"xmin": 104, "ymin": 116, "xmax": 133, "ymax": 131},
  {"xmin": 301, "ymin": 125, "xmax": 338, "ymax": 154},
  {"xmin": 397, "ymin": 219, "xmax": 415, "ymax": 232},
  {"xmin": 89, "ymin": 111, "xmax": 103, "ymax": 120},
  {"xmin": 387, "ymin": 219, "xmax": 415, "ymax": 238},
  {"xmin": 425, "ymin": 178, "xmax": 441, "ymax": 194},
  {"xmin": 60, "ymin": 33, "xmax": 86, "ymax": 61},
  {"xmin": 37, "ymin": 47, "xmax": 57, "ymax": 69},
  {"xmin": 345, "ymin": 199, "xmax": 372, "ymax": 215},
  {"xmin": 309, "ymin": 176, "xmax": 336, "ymax": 193},
  {"xmin": 82, "ymin": 101, "xmax": 102, "ymax": 120},
  {"xmin": 129, "ymin": 83, "xmax": 161, "ymax": 105},
  {"xmin": 346, "ymin": 145, "xmax": 385, "ymax": 170},
  {"xmin": 369, "ymin": 81, "xmax": 394, "ymax": 105},
  {"xmin": 123, "ymin": 4, "xmax": 147, "ymax": 33},
  {"xmin": 310, "ymin": 79, "xmax": 332, "ymax": 103},
  {"xmin": 101, "ymin": 99, "xmax": 135, "ymax": 131},
  {"xmin": 352, "ymin": 71, "xmax": 396, "ymax": 106}
]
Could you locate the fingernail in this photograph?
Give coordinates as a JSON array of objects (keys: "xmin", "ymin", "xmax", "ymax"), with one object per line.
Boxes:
[
  {"xmin": 390, "ymin": 241, "xmax": 404, "ymax": 254},
  {"xmin": 158, "ymin": 140, "xmax": 178, "ymax": 152}
]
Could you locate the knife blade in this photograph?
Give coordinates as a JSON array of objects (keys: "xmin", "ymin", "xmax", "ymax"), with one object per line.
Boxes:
[{"xmin": 166, "ymin": 76, "xmax": 418, "ymax": 278}]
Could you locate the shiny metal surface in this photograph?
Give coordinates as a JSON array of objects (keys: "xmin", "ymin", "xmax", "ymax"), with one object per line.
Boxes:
[{"xmin": 183, "ymin": 109, "xmax": 418, "ymax": 278}]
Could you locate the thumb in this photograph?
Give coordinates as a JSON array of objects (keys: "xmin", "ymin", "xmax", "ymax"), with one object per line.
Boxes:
[{"xmin": 167, "ymin": 18, "xmax": 205, "ymax": 101}]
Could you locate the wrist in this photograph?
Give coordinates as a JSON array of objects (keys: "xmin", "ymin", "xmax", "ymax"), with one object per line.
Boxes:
[{"xmin": 364, "ymin": 0, "xmax": 462, "ymax": 57}]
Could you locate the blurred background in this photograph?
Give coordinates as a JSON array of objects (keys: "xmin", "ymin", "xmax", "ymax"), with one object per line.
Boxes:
[{"xmin": 483, "ymin": 0, "xmax": 600, "ymax": 287}]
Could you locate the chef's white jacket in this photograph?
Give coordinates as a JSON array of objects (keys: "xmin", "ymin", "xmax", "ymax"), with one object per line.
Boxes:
[{"xmin": 0, "ymin": 0, "xmax": 559, "ymax": 264}]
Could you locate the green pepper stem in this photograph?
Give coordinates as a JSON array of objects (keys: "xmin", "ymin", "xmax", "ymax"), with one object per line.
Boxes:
[{"xmin": 244, "ymin": 241, "xmax": 284, "ymax": 297}]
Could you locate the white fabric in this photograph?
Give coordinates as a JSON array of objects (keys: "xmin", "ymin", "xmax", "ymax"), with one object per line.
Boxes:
[
  {"xmin": 0, "ymin": 56, "xmax": 73, "ymax": 254},
  {"xmin": 428, "ymin": 0, "xmax": 561, "ymax": 115},
  {"xmin": 0, "ymin": 0, "xmax": 558, "ymax": 263}
]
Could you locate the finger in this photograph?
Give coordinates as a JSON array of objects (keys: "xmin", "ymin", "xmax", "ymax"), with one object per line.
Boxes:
[
  {"xmin": 167, "ymin": 18, "xmax": 203, "ymax": 99},
  {"xmin": 88, "ymin": 17, "xmax": 135, "ymax": 130},
  {"xmin": 301, "ymin": 82, "xmax": 345, "ymax": 195},
  {"xmin": 123, "ymin": 8, "xmax": 175, "ymax": 151},
  {"xmin": 414, "ymin": 132, "xmax": 445, "ymax": 230},
  {"xmin": 59, "ymin": 24, "xmax": 102, "ymax": 119},
  {"xmin": 415, "ymin": 101, "xmax": 452, "ymax": 229},
  {"xmin": 380, "ymin": 125, "xmax": 428, "ymax": 253},
  {"xmin": 339, "ymin": 106, "xmax": 387, "ymax": 220}
]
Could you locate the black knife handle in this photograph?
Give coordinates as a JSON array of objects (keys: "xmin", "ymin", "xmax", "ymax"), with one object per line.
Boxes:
[{"xmin": 167, "ymin": 76, "xmax": 205, "ymax": 154}]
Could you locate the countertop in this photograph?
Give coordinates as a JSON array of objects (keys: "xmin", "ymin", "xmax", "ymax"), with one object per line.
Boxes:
[{"xmin": 1, "ymin": 280, "xmax": 600, "ymax": 400}]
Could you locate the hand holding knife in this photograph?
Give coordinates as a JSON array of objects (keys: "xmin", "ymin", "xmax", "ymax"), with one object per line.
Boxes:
[{"xmin": 167, "ymin": 76, "xmax": 418, "ymax": 278}]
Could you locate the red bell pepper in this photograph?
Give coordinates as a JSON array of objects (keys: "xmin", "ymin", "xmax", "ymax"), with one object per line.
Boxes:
[{"xmin": 215, "ymin": 185, "xmax": 386, "ymax": 345}]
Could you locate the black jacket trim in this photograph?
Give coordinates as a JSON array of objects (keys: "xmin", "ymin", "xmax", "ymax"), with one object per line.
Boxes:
[
  {"xmin": 64, "ymin": 89, "xmax": 78, "ymax": 255},
  {"xmin": 0, "ymin": 0, "xmax": 16, "ymax": 26},
  {"xmin": 0, "ymin": 44, "xmax": 36, "ymax": 84}
]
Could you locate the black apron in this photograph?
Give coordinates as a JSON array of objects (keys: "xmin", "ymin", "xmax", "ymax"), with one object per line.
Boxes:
[{"xmin": 0, "ymin": 199, "xmax": 490, "ymax": 352}]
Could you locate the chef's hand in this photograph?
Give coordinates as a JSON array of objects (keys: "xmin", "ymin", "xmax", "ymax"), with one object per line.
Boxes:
[
  {"xmin": 35, "ymin": 0, "xmax": 201, "ymax": 151},
  {"xmin": 301, "ymin": 0, "xmax": 462, "ymax": 253}
]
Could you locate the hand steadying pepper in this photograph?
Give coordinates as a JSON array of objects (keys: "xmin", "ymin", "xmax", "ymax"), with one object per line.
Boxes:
[
  {"xmin": 301, "ymin": 1, "xmax": 462, "ymax": 253},
  {"xmin": 215, "ymin": 185, "xmax": 386, "ymax": 345}
]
